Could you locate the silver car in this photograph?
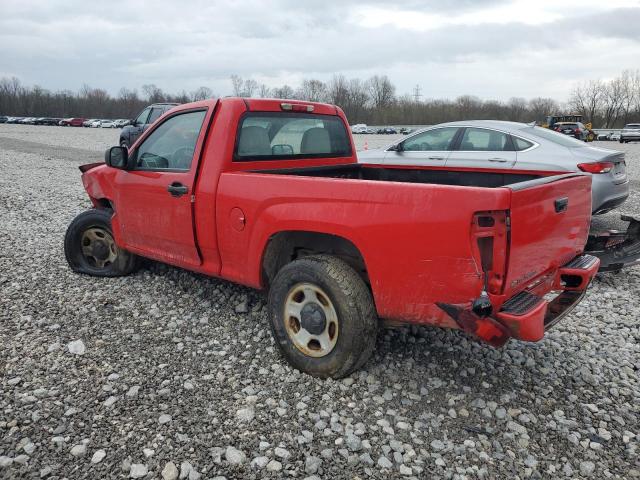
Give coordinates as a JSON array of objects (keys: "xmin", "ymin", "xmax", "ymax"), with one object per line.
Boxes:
[
  {"xmin": 357, "ymin": 120, "xmax": 628, "ymax": 215},
  {"xmin": 620, "ymin": 123, "xmax": 640, "ymax": 143}
]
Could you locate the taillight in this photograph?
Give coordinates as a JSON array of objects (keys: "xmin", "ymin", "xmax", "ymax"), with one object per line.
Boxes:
[
  {"xmin": 281, "ymin": 103, "xmax": 314, "ymax": 112},
  {"xmin": 578, "ymin": 161, "xmax": 614, "ymax": 174}
]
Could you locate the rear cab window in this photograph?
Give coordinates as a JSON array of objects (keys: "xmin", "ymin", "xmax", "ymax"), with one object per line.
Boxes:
[{"xmin": 234, "ymin": 112, "xmax": 352, "ymax": 161}]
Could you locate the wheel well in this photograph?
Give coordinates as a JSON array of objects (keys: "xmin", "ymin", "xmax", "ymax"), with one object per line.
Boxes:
[
  {"xmin": 261, "ymin": 231, "xmax": 368, "ymax": 288},
  {"xmin": 95, "ymin": 198, "xmax": 113, "ymax": 210}
]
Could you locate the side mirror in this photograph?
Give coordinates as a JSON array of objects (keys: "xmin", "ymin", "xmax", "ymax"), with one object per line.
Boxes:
[
  {"xmin": 105, "ymin": 146, "xmax": 129, "ymax": 169},
  {"xmin": 388, "ymin": 143, "xmax": 404, "ymax": 152}
]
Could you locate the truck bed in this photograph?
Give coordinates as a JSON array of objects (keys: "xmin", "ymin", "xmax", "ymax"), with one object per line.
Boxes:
[{"xmin": 252, "ymin": 163, "xmax": 542, "ymax": 188}]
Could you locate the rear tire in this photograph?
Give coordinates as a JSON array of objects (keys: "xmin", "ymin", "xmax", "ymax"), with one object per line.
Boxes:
[
  {"xmin": 268, "ymin": 255, "xmax": 378, "ymax": 378},
  {"xmin": 64, "ymin": 209, "xmax": 138, "ymax": 277}
]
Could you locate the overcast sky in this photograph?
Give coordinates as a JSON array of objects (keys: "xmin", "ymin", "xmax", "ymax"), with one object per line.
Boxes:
[{"xmin": 1, "ymin": 0, "xmax": 640, "ymax": 101}]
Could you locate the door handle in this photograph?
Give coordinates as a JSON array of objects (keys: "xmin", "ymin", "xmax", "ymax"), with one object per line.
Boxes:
[
  {"xmin": 167, "ymin": 182, "xmax": 188, "ymax": 197},
  {"xmin": 428, "ymin": 156, "xmax": 445, "ymax": 160},
  {"xmin": 488, "ymin": 158, "xmax": 508, "ymax": 163},
  {"xmin": 555, "ymin": 197, "xmax": 568, "ymax": 213}
]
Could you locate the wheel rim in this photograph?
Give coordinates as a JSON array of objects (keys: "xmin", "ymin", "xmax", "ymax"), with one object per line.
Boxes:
[
  {"xmin": 283, "ymin": 283, "xmax": 339, "ymax": 358},
  {"xmin": 80, "ymin": 227, "xmax": 118, "ymax": 269}
]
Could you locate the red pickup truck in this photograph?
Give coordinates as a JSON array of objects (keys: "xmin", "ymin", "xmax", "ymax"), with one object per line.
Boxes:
[{"xmin": 65, "ymin": 97, "xmax": 599, "ymax": 378}]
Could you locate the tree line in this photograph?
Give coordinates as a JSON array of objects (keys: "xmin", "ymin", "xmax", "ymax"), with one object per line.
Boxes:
[{"xmin": 2, "ymin": 71, "xmax": 639, "ymax": 127}]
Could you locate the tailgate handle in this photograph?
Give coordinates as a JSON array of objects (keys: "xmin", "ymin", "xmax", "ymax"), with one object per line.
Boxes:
[{"xmin": 555, "ymin": 197, "xmax": 569, "ymax": 213}]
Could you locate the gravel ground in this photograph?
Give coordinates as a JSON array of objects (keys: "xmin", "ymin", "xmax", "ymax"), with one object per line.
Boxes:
[{"xmin": 0, "ymin": 125, "xmax": 638, "ymax": 480}]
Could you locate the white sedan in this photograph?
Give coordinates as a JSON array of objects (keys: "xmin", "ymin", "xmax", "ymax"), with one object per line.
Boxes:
[{"xmin": 99, "ymin": 120, "xmax": 117, "ymax": 128}]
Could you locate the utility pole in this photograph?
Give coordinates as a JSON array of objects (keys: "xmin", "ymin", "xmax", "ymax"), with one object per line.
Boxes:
[{"xmin": 413, "ymin": 84, "xmax": 422, "ymax": 103}]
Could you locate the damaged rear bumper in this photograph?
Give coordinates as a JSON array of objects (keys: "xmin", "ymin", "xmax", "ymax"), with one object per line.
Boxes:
[
  {"xmin": 437, "ymin": 254, "xmax": 600, "ymax": 348},
  {"xmin": 586, "ymin": 214, "xmax": 640, "ymax": 272}
]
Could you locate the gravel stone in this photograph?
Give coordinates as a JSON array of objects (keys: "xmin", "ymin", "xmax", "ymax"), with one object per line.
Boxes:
[
  {"xmin": 0, "ymin": 128, "xmax": 639, "ymax": 479},
  {"xmin": 266, "ymin": 460, "xmax": 282, "ymax": 472},
  {"xmin": 69, "ymin": 444, "xmax": 86, "ymax": 457},
  {"xmin": 162, "ymin": 462, "xmax": 179, "ymax": 480},
  {"xmin": 225, "ymin": 446, "xmax": 246, "ymax": 465},
  {"xmin": 91, "ymin": 449, "xmax": 106, "ymax": 463},
  {"xmin": 67, "ymin": 339, "xmax": 86, "ymax": 355},
  {"xmin": 129, "ymin": 463, "xmax": 148, "ymax": 478},
  {"xmin": 158, "ymin": 414, "xmax": 172, "ymax": 425},
  {"xmin": 580, "ymin": 461, "xmax": 596, "ymax": 477}
]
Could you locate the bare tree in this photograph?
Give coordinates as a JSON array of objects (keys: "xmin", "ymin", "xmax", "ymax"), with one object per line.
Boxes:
[
  {"xmin": 528, "ymin": 97, "xmax": 560, "ymax": 122},
  {"xmin": 367, "ymin": 75, "xmax": 395, "ymax": 109},
  {"xmin": 327, "ymin": 75, "xmax": 349, "ymax": 108},
  {"xmin": 297, "ymin": 79, "xmax": 327, "ymax": 102},
  {"xmin": 568, "ymin": 80, "xmax": 603, "ymax": 124},
  {"xmin": 190, "ymin": 86, "xmax": 213, "ymax": 101},
  {"xmin": 230, "ymin": 75, "xmax": 244, "ymax": 96},
  {"xmin": 507, "ymin": 97, "xmax": 528, "ymax": 122},
  {"xmin": 244, "ymin": 79, "xmax": 258, "ymax": 97},
  {"xmin": 256, "ymin": 84, "xmax": 270, "ymax": 98},
  {"xmin": 141, "ymin": 84, "xmax": 165, "ymax": 103},
  {"xmin": 272, "ymin": 85, "xmax": 295, "ymax": 98}
]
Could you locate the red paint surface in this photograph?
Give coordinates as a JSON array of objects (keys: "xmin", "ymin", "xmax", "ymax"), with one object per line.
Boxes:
[{"xmin": 80, "ymin": 97, "xmax": 595, "ymax": 344}]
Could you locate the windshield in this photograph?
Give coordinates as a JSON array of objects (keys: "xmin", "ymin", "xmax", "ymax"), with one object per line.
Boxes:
[{"xmin": 521, "ymin": 126, "xmax": 587, "ymax": 147}]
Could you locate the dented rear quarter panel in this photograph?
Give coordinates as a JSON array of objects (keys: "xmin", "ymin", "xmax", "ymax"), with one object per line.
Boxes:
[{"xmin": 216, "ymin": 171, "xmax": 512, "ymax": 325}]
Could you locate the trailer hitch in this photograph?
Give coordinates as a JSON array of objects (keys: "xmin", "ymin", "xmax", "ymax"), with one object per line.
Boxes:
[{"xmin": 586, "ymin": 214, "xmax": 640, "ymax": 272}]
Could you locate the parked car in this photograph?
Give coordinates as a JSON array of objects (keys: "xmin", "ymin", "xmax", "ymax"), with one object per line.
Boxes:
[
  {"xmin": 376, "ymin": 127, "xmax": 398, "ymax": 134},
  {"xmin": 620, "ymin": 123, "xmax": 640, "ymax": 143},
  {"xmin": 83, "ymin": 119, "xmax": 99, "ymax": 127},
  {"xmin": 351, "ymin": 124, "xmax": 369, "ymax": 134},
  {"xmin": 19, "ymin": 117, "xmax": 37, "ymax": 125},
  {"xmin": 114, "ymin": 119, "xmax": 130, "ymax": 128},
  {"xmin": 100, "ymin": 120, "xmax": 117, "ymax": 128},
  {"xmin": 400, "ymin": 127, "xmax": 413, "ymax": 135},
  {"xmin": 357, "ymin": 120, "xmax": 628, "ymax": 215},
  {"xmin": 597, "ymin": 132, "xmax": 612, "ymax": 141},
  {"xmin": 553, "ymin": 122, "xmax": 589, "ymax": 141},
  {"xmin": 609, "ymin": 132, "xmax": 621, "ymax": 141},
  {"xmin": 89, "ymin": 120, "xmax": 103, "ymax": 128},
  {"xmin": 60, "ymin": 118, "xmax": 86, "ymax": 127},
  {"xmin": 119, "ymin": 103, "xmax": 179, "ymax": 148},
  {"xmin": 0, "ymin": 116, "xmax": 7, "ymax": 124},
  {"xmin": 65, "ymin": 98, "xmax": 598, "ymax": 378},
  {"xmin": 34, "ymin": 117, "xmax": 62, "ymax": 126},
  {"xmin": 6, "ymin": 117, "xmax": 24, "ymax": 124}
]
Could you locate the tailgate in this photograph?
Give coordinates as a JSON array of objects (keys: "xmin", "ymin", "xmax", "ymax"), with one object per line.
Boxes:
[{"xmin": 503, "ymin": 173, "xmax": 592, "ymax": 297}]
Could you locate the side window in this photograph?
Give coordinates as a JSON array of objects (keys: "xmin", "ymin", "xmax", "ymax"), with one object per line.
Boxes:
[
  {"xmin": 459, "ymin": 128, "xmax": 511, "ymax": 151},
  {"xmin": 147, "ymin": 107, "xmax": 164, "ymax": 125},
  {"xmin": 513, "ymin": 137, "xmax": 534, "ymax": 151},
  {"xmin": 134, "ymin": 108, "xmax": 151, "ymax": 125},
  {"xmin": 401, "ymin": 127, "xmax": 459, "ymax": 152},
  {"xmin": 134, "ymin": 110, "xmax": 207, "ymax": 171}
]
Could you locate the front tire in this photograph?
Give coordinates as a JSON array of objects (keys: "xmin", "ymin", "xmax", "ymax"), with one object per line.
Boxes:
[
  {"xmin": 268, "ymin": 255, "xmax": 378, "ymax": 378},
  {"xmin": 64, "ymin": 209, "xmax": 138, "ymax": 276}
]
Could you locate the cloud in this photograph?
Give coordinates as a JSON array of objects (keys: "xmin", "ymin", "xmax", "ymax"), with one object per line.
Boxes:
[{"xmin": 0, "ymin": 0, "xmax": 639, "ymax": 100}]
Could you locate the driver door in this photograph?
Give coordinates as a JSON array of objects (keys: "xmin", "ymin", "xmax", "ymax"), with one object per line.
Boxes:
[{"xmin": 111, "ymin": 108, "xmax": 210, "ymax": 267}]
